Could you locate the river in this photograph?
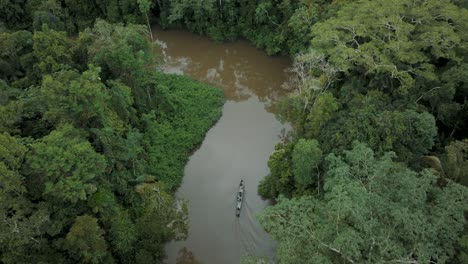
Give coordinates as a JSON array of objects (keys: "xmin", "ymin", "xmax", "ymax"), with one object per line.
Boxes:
[{"xmin": 152, "ymin": 25, "xmax": 291, "ymax": 264}]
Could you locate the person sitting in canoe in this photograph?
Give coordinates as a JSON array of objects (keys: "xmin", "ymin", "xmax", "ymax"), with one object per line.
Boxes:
[
  {"xmin": 237, "ymin": 180, "xmax": 244, "ymax": 201},
  {"xmin": 236, "ymin": 180, "xmax": 245, "ymax": 217}
]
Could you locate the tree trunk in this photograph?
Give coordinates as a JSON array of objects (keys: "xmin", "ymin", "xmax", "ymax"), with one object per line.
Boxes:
[{"xmin": 146, "ymin": 13, "xmax": 153, "ymax": 41}]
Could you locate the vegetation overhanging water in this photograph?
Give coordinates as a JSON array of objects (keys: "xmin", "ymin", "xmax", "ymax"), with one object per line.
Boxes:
[{"xmin": 0, "ymin": 1, "xmax": 468, "ymax": 264}]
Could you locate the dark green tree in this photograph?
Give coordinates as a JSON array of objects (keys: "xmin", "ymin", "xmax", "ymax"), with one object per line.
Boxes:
[
  {"xmin": 0, "ymin": 30, "xmax": 33, "ymax": 83},
  {"xmin": 317, "ymin": 91, "xmax": 437, "ymax": 162},
  {"xmin": 292, "ymin": 139, "xmax": 322, "ymax": 191},
  {"xmin": 79, "ymin": 20, "xmax": 156, "ymax": 111}
]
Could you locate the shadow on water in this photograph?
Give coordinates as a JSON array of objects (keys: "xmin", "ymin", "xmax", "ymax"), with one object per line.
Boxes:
[{"xmin": 155, "ymin": 25, "xmax": 289, "ymax": 264}]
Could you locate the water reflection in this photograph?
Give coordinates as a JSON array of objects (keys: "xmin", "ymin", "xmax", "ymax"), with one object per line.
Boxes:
[{"xmin": 153, "ymin": 25, "xmax": 291, "ymax": 113}]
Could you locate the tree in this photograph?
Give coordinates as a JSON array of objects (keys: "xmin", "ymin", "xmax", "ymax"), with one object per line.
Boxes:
[
  {"xmin": 259, "ymin": 142, "xmax": 468, "ymax": 264},
  {"xmin": 134, "ymin": 182, "xmax": 188, "ymax": 263},
  {"xmin": 292, "ymin": 139, "xmax": 322, "ymax": 191},
  {"xmin": 32, "ymin": 25, "xmax": 71, "ymax": 78},
  {"xmin": 303, "ymin": 92, "xmax": 339, "ymax": 139},
  {"xmin": 258, "ymin": 143, "xmax": 294, "ymax": 199},
  {"xmin": 456, "ymin": 233, "xmax": 468, "ymax": 264},
  {"xmin": 26, "ymin": 124, "xmax": 106, "ymax": 203},
  {"xmin": 308, "ymin": 0, "xmax": 468, "ymax": 140},
  {"xmin": 60, "ymin": 0, "xmax": 101, "ymax": 30},
  {"xmin": 277, "ymin": 51, "xmax": 339, "ymax": 136},
  {"xmin": 285, "ymin": 1, "xmax": 329, "ymax": 55},
  {"xmin": 0, "ymin": 0, "xmax": 28, "ymax": 29},
  {"xmin": 310, "ymin": 0, "xmax": 468, "ymax": 92},
  {"xmin": 65, "ymin": 215, "xmax": 111, "ymax": 263},
  {"xmin": 0, "ymin": 30, "xmax": 33, "ymax": 83},
  {"xmin": 108, "ymin": 208, "xmax": 137, "ymax": 261},
  {"xmin": 40, "ymin": 65, "xmax": 124, "ymax": 131},
  {"xmin": 137, "ymin": 0, "xmax": 153, "ymax": 40},
  {"xmin": 318, "ymin": 91, "xmax": 437, "ymax": 162},
  {"xmin": 79, "ymin": 20, "xmax": 156, "ymax": 111},
  {"xmin": 0, "ymin": 133, "xmax": 50, "ymax": 263},
  {"xmin": 33, "ymin": 11, "xmax": 65, "ymax": 32},
  {"xmin": 443, "ymin": 139, "xmax": 468, "ymax": 186}
]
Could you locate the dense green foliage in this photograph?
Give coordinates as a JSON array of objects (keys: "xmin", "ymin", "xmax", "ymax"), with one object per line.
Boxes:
[
  {"xmin": 260, "ymin": 143, "xmax": 468, "ymax": 264},
  {"xmin": 157, "ymin": 0, "xmax": 344, "ymax": 55},
  {"xmin": 0, "ymin": 17, "xmax": 223, "ymax": 264},
  {"xmin": 0, "ymin": 0, "xmax": 341, "ymax": 56},
  {"xmin": 2, "ymin": 0, "xmax": 468, "ymax": 263},
  {"xmin": 253, "ymin": 0, "xmax": 468, "ymax": 263}
]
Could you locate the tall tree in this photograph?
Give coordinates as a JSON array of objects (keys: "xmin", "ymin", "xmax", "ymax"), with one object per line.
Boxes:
[
  {"xmin": 137, "ymin": 0, "xmax": 153, "ymax": 40},
  {"xmin": 292, "ymin": 139, "xmax": 322, "ymax": 191}
]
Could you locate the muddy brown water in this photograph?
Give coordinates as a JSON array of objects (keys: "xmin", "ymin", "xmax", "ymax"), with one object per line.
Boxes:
[{"xmin": 152, "ymin": 25, "xmax": 291, "ymax": 264}]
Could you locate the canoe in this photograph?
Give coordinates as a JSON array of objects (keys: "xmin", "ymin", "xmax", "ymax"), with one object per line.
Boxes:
[{"xmin": 236, "ymin": 180, "xmax": 245, "ymax": 217}]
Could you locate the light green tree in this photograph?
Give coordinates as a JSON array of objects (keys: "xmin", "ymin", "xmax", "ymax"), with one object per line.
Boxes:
[
  {"xmin": 303, "ymin": 92, "xmax": 339, "ymax": 139},
  {"xmin": 26, "ymin": 124, "xmax": 106, "ymax": 203},
  {"xmin": 40, "ymin": 66, "xmax": 113, "ymax": 128},
  {"xmin": 310, "ymin": 0, "xmax": 468, "ymax": 93},
  {"xmin": 260, "ymin": 142, "xmax": 468, "ymax": 264}
]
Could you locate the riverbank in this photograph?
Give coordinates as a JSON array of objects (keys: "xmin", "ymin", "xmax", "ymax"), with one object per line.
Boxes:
[{"xmin": 153, "ymin": 25, "xmax": 291, "ymax": 264}]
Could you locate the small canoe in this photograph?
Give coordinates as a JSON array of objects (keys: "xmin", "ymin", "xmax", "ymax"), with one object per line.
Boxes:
[{"xmin": 236, "ymin": 180, "xmax": 245, "ymax": 217}]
